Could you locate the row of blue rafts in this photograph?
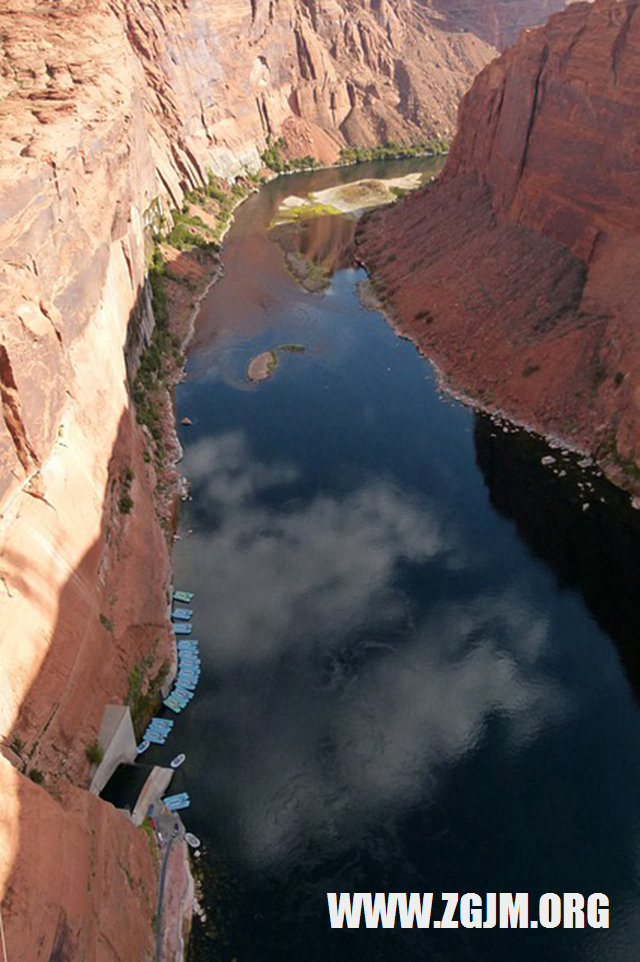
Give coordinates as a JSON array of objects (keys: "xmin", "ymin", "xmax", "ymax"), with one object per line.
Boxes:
[
  {"xmin": 165, "ymin": 595, "xmax": 201, "ymax": 718},
  {"xmin": 135, "ymin": 589, "xmax": 199, "ymax": 808}
]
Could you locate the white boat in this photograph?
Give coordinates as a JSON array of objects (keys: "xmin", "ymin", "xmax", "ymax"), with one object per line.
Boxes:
[
  {"xmin": 185, "ymin": 833, "xmax": 200, "ymax": 849},
  {"xmin": 170, "ymin": 753, "xmax": 186, "ymax": 769}
]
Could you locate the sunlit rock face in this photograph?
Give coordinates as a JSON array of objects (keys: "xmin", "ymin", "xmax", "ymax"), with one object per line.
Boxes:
[
  {"xmin": 0, "ymin": 0, "xmax": 579, "ymax": 955},
  {"xmin": 357, "ymin": 0, "xmax": 640, "ymax": 492}
]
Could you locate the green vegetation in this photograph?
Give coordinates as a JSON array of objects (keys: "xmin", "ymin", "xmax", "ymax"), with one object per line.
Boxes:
[
  {"xmin": 165, "ymin": 207, "xmax": 216, "ymax": 251},
  {"xmin": 85, "ymin": 740, "xmax": 104, "ymax": 765},
  {"xmin": 99, "ymin": 612, "xmax": 113, "ymax": 633},
  {"xmin": 140, "ymin": 819, "xmax": 159, "ymax": 863},
  {"xmin": 261, "ymin": 137, "xmax": 318, "ymax": 174},
  {"xmin": 338, "ymin": 136, "xmax": 449, "ymax": 166},
  {"xmin": 28, "ymin": 768, "xmax": 44, "ymax": 785},
  {"xmin": 133, "ymin": 173, "xmax": 256, "ymax": 460},
  {"xmin": 183, "ymin": 170, "xmax": 253, "ymax": 243},
  {"xmin": 274, "ymin": 200, "xmax": 342, "ymax": 225},
  {"xmin": 125, "ymin": 650, "xmax": 170, "ymax": 739},
  {"xmin": 132, "ymin": 248, "xmax": 182, "ymax": 453},
  {"xmin": 279, "ymin": 343, "xmax": 306, "ymax": 353},
  {"xmin": 117, "ymin": 466, "xmax": 135, "ymax": 515}
]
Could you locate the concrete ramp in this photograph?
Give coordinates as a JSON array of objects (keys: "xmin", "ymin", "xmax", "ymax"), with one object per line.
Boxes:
[
  {"xmin": 90, "ymin": 705, "xmax": 137, "ymax": 795},
  {"xmin": 132, "ymin": 765, "xmax": 174, "ymax": 826}
]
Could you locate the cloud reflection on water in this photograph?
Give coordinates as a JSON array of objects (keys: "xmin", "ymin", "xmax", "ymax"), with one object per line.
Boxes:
[{"xmin": 179, "ymin": 431, "xmax": 565, "ymax": 866}]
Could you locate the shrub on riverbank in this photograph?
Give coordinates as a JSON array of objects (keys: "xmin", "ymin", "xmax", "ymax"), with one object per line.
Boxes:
[
  {"xmin": 338, "ymin": 136, "xmax": 449, "ymax": 165},
  {"xmin": 261, "ymin": 137, "xmax": 318, "ymax": 173}
]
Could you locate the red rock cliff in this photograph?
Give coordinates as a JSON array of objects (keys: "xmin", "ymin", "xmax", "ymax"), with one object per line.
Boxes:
[
  {"xmin": 0, "ymin": 0, "xmax": 579, "ymax": 957},
  {"xmin": 358, "ymin": 0, "xmax": 640, "ymax": 490}
]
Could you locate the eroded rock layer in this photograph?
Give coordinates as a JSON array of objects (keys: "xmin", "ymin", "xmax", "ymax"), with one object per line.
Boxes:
[
  {"xmin": 0, "ymin": 0, "xmax": 578, "ymax": 957},
  {"xmin": 357, "ymin": 0, "xmax": 640, "ymax": 490}
]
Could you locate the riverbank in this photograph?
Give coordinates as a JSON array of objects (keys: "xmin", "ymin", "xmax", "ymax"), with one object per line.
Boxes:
[
  {"xmin": 165, "ymin": 154, "xmax": 640, "ymax": 962},
  {"xmin": 355, "ymin": 215, "xmax": 640, "ymax": 506}
]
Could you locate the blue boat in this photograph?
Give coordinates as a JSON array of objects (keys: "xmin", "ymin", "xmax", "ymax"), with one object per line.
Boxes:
[
  {"xmin": 136, "ymin": 740, "xmax": 150, "ymax": 755},
  {"xmin": 172, "ymin": 608, "xmax": 193, "ymax": 621},
  {"xmin": 164, "ymin": 794, "xmax": 191, "ymax": 812},
  {"xmin": 173, "ymin": 590, "xmax": 194, "ymax": 603},
  {"xmin": 177, "ymin": 641, "xmax": 199, "ymax": 650},
  {"xmin": 174, "ymin": 624, "xmax": 192, "ymax": 636},
  {"xmin": 162, "ymin": 793, "xmax": 189, "ymax": 807},
  {"xmin": 146, "ymin": 732, "xmax": 167, "ymax": 745}
]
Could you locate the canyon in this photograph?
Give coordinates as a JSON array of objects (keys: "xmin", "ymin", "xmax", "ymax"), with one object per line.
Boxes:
[
  {"xmin": 357, "ymin": 0, "xmax": 640, "ymax": 493},
  {"xmin": 0, "ymin": 0, "xmax": 587, "ymax": 958}
]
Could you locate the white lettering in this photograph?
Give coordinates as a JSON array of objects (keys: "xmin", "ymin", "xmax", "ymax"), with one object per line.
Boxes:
[
  {"xmin": 460, "ymin": 893, "xmax": 483, "ymax": 928},
  {"xmin": 539, "ymin": 893, "xmax": 562, "ymax": 928},
  {"xmin": 500, "ymin": 892, "xmax": 529, "ymax": 928},
  {"xmin": 587, "ymin": 893, "xmax": 609, "ymax": 929},
  {"xmin": 397, "ymin": 892, "xmax": 434, "ymax": 929},
  {"xmin": 440, "ymin": 893, "xmax": 459, "ymax": 928},
  {"xmin": 327, "ymin": 892, "xmax": 363, "ymax": 929},
  {"xmin": 563, "ymin": 893, "xmax": 585, "ymax": 928}
]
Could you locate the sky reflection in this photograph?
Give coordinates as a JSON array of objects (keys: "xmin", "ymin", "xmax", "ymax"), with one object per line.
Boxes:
[{"xmin": 179, "ymin": 430, "xmax": 565, "ymax": 866}]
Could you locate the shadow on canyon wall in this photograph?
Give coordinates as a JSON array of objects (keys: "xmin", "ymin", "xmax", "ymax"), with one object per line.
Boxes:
[
  {"xmin": 0, "ymin": 272, "xmax": 182, "ymax": 958},
  {"xmin": 474, "ymin": 413, "xmax": 640, "ymax": 699}
]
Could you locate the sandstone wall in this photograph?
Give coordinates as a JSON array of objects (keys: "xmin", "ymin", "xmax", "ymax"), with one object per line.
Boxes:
[
  {"xmin": 357, "ymin": 0, "xmax": 640, "ymax": 491},
  {"xmin": 0, "ymin": 0, "xmax": 581, "ymax": 956}
]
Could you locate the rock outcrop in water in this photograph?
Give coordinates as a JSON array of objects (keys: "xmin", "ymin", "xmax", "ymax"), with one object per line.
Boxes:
[
  {"xmin": 357, "ymin": 0, "xmax": 640, "ymax": 492},
  {"xmin": 0, "ymin": 0, "xmax": 580, "ymax": 956}
]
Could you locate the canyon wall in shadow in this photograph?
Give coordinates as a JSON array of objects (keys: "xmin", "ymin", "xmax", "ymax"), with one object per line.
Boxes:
[{"xmin": 357, "ymin": 0, "xmax": 640, "ymax": 493}]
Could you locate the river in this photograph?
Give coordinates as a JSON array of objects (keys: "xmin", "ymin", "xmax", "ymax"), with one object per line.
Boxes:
[{"xmin": 159, "ymin": 159, "xmax": 640, "ymax": 960}]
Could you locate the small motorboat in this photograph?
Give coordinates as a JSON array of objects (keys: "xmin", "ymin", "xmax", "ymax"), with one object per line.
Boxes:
[
  {"xmin": 136, "ymin": 740, "xmax": 150, "ymax": 755},
  {"xmin": 170, "ymin": 753, "xmax": 186, "ymax": 769},
  {"xmin": 185, "ymin": 833, "xmax": 200, "ymax": 849},
  {"xmin": 174, "ymin": 623, "xmax": 193, "ymax": 635}
]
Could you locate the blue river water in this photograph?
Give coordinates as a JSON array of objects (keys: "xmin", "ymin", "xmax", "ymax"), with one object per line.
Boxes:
[{"xmin": 159, "ymin": 160, "xmax": 640, "ymax": 961}]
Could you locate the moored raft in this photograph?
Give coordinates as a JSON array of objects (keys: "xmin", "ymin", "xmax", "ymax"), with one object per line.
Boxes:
[
  {"xmin": 173, "ymin": 590, "xmax": 194, "ymax": 603},
  {"xmin": 172, "ymin": 607, "xmax": 193, "ymax": 621}
]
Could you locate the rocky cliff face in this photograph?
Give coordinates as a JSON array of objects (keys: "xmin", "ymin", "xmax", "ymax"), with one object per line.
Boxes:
[
  {"xmin": 357, "ymin": 0, "xmax": 640, "ymax": 491},
  {"xmin": 433, "ymin": 0, "xmax": 574, "ymax": 48},
  {"xmin": 0, "ymin": 0, "xmax": 579, "ymax": 957}
]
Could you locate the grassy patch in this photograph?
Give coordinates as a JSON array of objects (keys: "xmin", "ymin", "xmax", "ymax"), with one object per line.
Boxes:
[
  {"xmin": 125, "ymin": 651, "xmax": 170, "ymax": 739},
  {"xmin": 274, "ymin": 201, "xmax": 343, "ymax": 225},
  {"xmin": 140, "ymin": 818, "xmax": 159, "ymax": 863},
  {"xmin": 261, "ymin": 137, "xmax": 318, "ymax": 173},
  {"xmin": 338, "ymin": 136, "xmax": 449, "ymax": 166},
  {"xmin": 85, "ymin": 740, "xmax": 103, "ymax": 765}
]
